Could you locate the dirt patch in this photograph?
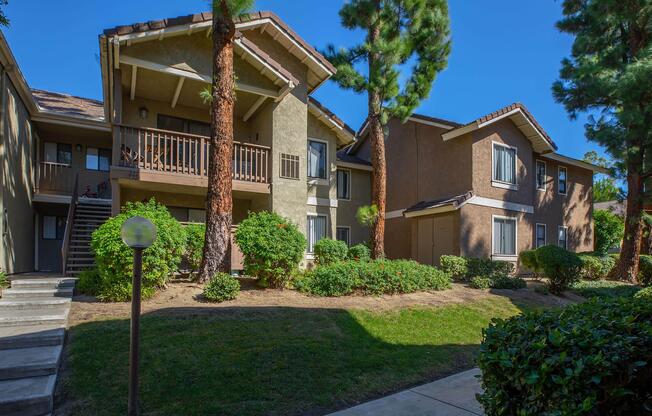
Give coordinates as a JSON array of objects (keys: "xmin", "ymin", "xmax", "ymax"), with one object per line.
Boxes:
[{"xmin": 68, "ymin": 278, "xmax": 578, "ymax": 326}]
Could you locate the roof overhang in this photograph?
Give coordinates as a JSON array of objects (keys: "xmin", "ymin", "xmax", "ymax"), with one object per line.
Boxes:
[
  {"xmin": 542, "ymin": 152, "xmax": 609, "ymax": 174},
  {"xmin": 442, "ymin": 107, "xmax": 556, "ymax": 153},
  {"xmin": 335, "ymin": 160, "xmax": 372, "ymax": 171},
  {"xmin": 403, "ymin": 191, "xmax": 474, "ymax": 218},
  {"xmin": 308, "ymin": 99, "xmax": 355, "ymax": 146}
]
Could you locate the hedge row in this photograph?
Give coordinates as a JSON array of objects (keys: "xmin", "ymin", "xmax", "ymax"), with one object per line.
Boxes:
[
  {"xmin": 313, "ymin": 239, "xmax": 371, "ymax": 265},
  {"xmin": 439, "ymin": 255, "xmax": 514, "ymax": 281}
]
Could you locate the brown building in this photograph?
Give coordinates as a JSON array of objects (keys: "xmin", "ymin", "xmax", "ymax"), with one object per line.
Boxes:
[{"xmin": 346, "ymin": 104, "xmax": 606, "ymax": 266}]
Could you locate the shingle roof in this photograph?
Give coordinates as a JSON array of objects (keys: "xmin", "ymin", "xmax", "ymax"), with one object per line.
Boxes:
[
  {"xmin": 103, "ymin": 11, "xmax": 336, "ymax": 75},
  {"xmin": 309, "ymin": 97, "xmax": 356, "ymax": 137},
  {"xmin": 236, "ymin": 32, "xmax": 299, "ymax": 86},
  {"xmin": 404, "ymin": 191, "xmax": 474, "ymax": 214},
  {"xmin": 337, "ymin": 148, "xmax": 372, "ymax": 166},
  {"xmin": 31, "ymin": 89, "xmax": 105, "ymax": 121}
]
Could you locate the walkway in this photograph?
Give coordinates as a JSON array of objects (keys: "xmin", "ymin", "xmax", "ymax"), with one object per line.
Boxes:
[
  {"xmin": 0, "ymin": 274, "xmax": 75, "ymax": 416},
  {"xmin": 329, "ymin": 368, "xmax": 484, "ymax": 416}
]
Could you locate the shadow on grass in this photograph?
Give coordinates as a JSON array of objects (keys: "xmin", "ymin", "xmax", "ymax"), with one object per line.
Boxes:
[{"xmin": 58, "ymin": 294, "xmax": 540, "ymax": 416}]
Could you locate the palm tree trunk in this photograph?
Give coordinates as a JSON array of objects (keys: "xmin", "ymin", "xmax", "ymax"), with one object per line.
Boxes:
[{"xmin": 198, "ymin": 7, "xmax": 235, "ymax": 282}]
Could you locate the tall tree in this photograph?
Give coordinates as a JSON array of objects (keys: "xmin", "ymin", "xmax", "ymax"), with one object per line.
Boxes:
[
  {"xmin": 553, "ymin": 0, "xmax": 652, "ymax": 281},
  {"xmin": 582, "ymin": 151, "xmax": 621, "ymax": 202},
  {"xmin": 198, "ymin": 0, "xmax": 254, "ymax": 282},
  {"xmin": 325, "ymin": 0, "xmax": 451, "ymax": 258}
]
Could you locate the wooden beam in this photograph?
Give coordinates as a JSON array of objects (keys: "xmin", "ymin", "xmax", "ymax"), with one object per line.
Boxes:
[
  {"xmin": 112, "ymin": 38, "xmax": 120, "ymax": 69},
  {"xmin": 130, "ymin": 65, "xmax": 138, "ymax": 101},
  {"xmin": 171, "ymin": 77, "xmax": 185, "ymax": 108},
  {"xmin": 242, "ymin": 96, "xmax": 266, "ymax": 122}
]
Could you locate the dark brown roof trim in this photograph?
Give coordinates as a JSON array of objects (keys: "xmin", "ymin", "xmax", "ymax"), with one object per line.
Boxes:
[
  {"xmin": 236, "ymin": 32, "xmax": 299, "ymax": 86},
  {"xmin": 404, "ymin": 191, "xmax": 474, "ymax": 214},
  {"xmin": 309, "ymin": 96, "xmax": 356, "ymax": 137}
]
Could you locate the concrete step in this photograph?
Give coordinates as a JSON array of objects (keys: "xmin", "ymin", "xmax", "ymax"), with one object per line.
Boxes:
[
  {"xmin": 0, "ymin": 307, "xmax": 69, "ymax": 328},
  {"xmin": 0, "ymin": 298, "xmax": 71, "ymax": 311},
  {"xmin": 0, "ymin": 374, "xmax": 55, "ymax": 416},
  {"xmin": 0, "ymin": 287, "xmax": 73, "ymax": 300},
  {"xmin": 0, "ymin": 326, "xmax": 65, "ymax": 350},
  {"xmin": 10, "ymin": 278, "xmax": 76, "ymax": 290},
  {"xmin": 0, "ymin": 345, "xmax": 62, "ymax": 380}
]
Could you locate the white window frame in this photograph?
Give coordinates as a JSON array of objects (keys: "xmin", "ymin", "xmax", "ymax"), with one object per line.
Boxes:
[
  {"xmin": 336, "ymin": 226, "xmax": 351, "ymax": 246},
  {"xmin": 306, "ymin": 213, "xmax": 328, "ymax": 254},
  {"xmin": 558, "ymin": 166, "xmax": 568, "ymax": 196},
  {"xmin": 491, "ymin": 141, "xmax": 518, "ymax": 190},
  {"xmin": 337, "ymin": 168, "xmax": 351, "ymax": 200},
  {"xmin": 535, "ymin": 223, "xmax": 547, "ymax": 248},
  {"xmin": 491, "ymin": 214, "xmax": 518, "ymax": 260},
  {"xmin": 536, "ymin": 159, "xmax": 546, "ymax": 191},
  {"xmin": 558, "ymin": 225, "xmax": 568, "ymax": 250},
  {"xmin": 307, "ymin": 138, "xmax": 329, "ymax": 184}
]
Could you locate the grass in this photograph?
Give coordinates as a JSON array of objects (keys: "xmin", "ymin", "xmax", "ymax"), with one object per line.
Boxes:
[
  {"xmin": 571, "ymin": 279, "xmax": 641, "ymax": 299},
  {"xmin": 63, "ymin": 297, "xmax": 532, "ymax": 416}
]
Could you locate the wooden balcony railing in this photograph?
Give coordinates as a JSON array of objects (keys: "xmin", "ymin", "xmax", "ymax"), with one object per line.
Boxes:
[
  {"xmin": 115, "ymin": 125, "xmax": 271, "ymax": 184},
  {"xmin": 38, "ymin": 162, "xmax": 76, "ymax": 194}
]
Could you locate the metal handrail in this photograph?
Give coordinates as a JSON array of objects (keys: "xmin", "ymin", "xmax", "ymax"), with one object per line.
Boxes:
[{"xmin": 61, "ymin": 173, "xmax": 79, "ymax": 276}]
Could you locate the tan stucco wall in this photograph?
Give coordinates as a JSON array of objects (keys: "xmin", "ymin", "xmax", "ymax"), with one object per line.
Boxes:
[
  {"xmin": 336, "ymin": 168, "xmax": 371, "ymax": 246},
  {"xmin": 307, "ymin": 112, "xmax": 338, "ymax": 237},
  {"xmin": 1, "ymin": 74, "xmax": 36, "ymax": 273}
]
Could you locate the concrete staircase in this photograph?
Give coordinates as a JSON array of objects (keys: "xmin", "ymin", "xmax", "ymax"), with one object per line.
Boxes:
[
  {"xmin": 65, "ymin": 199, "xmax": 111, "ymax": 276},
  {"xmin": 0, "ymin": 276, "xmax": 75, "ymax": 416}
]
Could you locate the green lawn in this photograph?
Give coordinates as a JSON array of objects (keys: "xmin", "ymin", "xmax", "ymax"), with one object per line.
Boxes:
[
  {"xmin": 63, "ymin": 297, "xmax": 531, "ymax": 416},
  {"xmin": 571, "ymin": 280, "xmax": 641, "ymax": 299}
]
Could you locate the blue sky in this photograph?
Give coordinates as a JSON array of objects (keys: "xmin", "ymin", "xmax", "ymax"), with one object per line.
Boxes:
[{"xmin": 2, "ymin": 0, "xmax": 603, "ymax": 160}]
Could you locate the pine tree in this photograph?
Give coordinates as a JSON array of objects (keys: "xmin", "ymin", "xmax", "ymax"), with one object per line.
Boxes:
[
  {"xmin": 0, "ymin": 1, "xmax": 9, "ymax": 27},
  {"xmin": 325, "ymin": 0, "xmax": 451, "ymax": 258},
  {"xmin": 553, "ymin": 0, "xmax": 652, "ymax": 281},
  {"xmin": 582, "ymin": 151, "xmax": 621, "ymax": 202},
  {"xmin": 198, "ymin": 0, "xmax": 254, "ymax": 282}
]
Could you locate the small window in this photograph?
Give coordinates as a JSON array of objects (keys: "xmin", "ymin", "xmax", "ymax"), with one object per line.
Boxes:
[
  {"xmin": 44, "ymin": 142, "xmax": 72, "ymax": 165},
  {"xmin": 535, "ymin": 223, "xmax": 546, "ymax": 248},
  {"xmin": 558, "ymin": 167, "xmax": 568, "ymax": 195},
  {"xmin": 536, "ymin": 160, "xmax": 546, "ymax": 191},
  {"xmin": 337, "ymin": 169, "xmax": 350, "ymax": 200},
  {"xmin": 493, "ymin": 216, "xmax": 517, "ymax": 256},
  {"xmin": 558, "ymin": 226, "xmax": 568, "ymax": 250},
  {"xmin": 307, "ymin": 215, "xmax": 327, "ymax": 252},
  {"xmin": 307, "ymin": 140, "xmax": 327, "ymax": 180},
  {"xmin": 493, "ymin": 143, "xmax": 516, "ymax": 185},
  {"xmin": 280, "ymin": 153, "xmax": 300, "ymax": 180},
  {"xmin": 86, "ymin": 147, "xmax": 111, "ymax": 171},
  {"xmin": 43, "ymin": 215, "xmax": 65, "ymax": 240},
  {"xmin": 336, "ymin": 227, "xmax": 351, "ymax": 246}
]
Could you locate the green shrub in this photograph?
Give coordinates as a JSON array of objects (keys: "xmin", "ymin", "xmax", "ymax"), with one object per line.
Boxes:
[
  {"xmin": 77, "ymin": 268, "xmax": 101, "ymax": 296},
  {"xmin": 571, "ymin": 280, "xmax": 641, "ymax": 299},
  {"xmin": 594, "ymin": 209, "xmax": 624, "ymax": 255},
  {"xmin": 202, "ymin": 272, "xmax": 240, "ymax": 302},
  {"xmin": 519, "ymin": 250, "xmax": 542, "ymax": 277},
  {"xmin": 235, "ymin": 211, "xmax": 306, "ymax": 288},
  {"xmin": 638, "ymin": 255, "xmax": 652, "ymax": 286},
  {"xmin": 470, "ymin": 276, "xmax": 491, "ymax": 289},
  {"xmin": 0, "ymin": 269, "xmax": 7, "ymax": 289},
  {"xmin": 313, "ymin": 238, "xmax": 348, "ymax": 265},
  {"xmin": 465, "ymin": 257, "xmax": 495, "ymax": 278},
  {"xmin": 348, "ymin": 243, "xmax": 371, "ymax": 262},
  {"xmin": 634, "ymin": 286, "xmax": 652, "ymax": 300},
  {"xmin": 91, "ymin": 199, "xmax": 187, "ymax": 302},
  {"xmin": 492, "ymin": 261, "xmax": 515, "ymax": 276},
  {"xmin": 579, "ymin": 254, "xmax": 616, "ymax": 280},
  {"xmin": 478, "ymin": 298, "xmax": 652, "ymax": 415},
  {"xmin": 490, "ymin": 274, "xmax": 527, "ymax": 290},
  {"xmin": 298, "ymin": 259, "xmax": 451, "ymax": 297},
  {"xmin": 534, "ymin": 284, "xmax": 550, "ymax": 295},
  {"xmin": 184, "ymin": 223, "xmax": 205, "ymax": 272},
  {"xmin": 535, "ymin": 245, "xmax": 582, "ymax": 294},
  {"xmin": 440, "ymin": 255, "xmax": 468, "ymax": 280}
]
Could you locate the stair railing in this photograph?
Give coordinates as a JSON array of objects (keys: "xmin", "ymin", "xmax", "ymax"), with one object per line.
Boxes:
[{"xmin": 61, "ymin": 173, "xmax": 80, "ymax": 276}]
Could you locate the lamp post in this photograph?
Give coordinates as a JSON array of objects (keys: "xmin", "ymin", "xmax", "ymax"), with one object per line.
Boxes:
[{"xmin": 120, "ymin": 216, "xmax": 156, "ymax": 416}]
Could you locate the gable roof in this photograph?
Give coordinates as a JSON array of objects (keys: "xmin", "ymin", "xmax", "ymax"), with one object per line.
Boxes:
[
  {"xmin": 32, "ymin": 89, "xmax": 105, "ymax": 121},
  {"xmin": 308, "ymin": 97, "xmax": 355, "ymax": 146}
]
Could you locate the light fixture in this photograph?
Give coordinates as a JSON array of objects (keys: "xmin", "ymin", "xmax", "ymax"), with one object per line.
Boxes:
[
  {"xmin": 76, "ymin": 144, "xmax": 82, "ymax": 152},
  {"xmin": 138, "ymin": 107, "xmax": 149, "ymax": 120}
]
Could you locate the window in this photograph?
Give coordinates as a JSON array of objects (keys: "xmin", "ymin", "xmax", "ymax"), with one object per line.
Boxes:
[
  {"xmin": 86, "ymin": 147, "xmax": 111, "ymax": 171},
  {"xmin": 307, "ymin": 215, "xmax": 327, "ymax": 252},
  {"xmin": 535, "ymin": 223, "xmax": 546, "ymax": 248},
  {"xmin": 492, "ymin": 143, "xmax": 517, "ymax": 187},
  {"xmin": 307, "ymin": 140, "xmax": 327, "ymax": 180},
  {"xmin": 493, "ymin": 216, "xmax": 517, "ymax": 256},
  {"xmin": 536, "ymin": 160, "xmax": 546, "ymax": 191},
  {"xmin": 157, "ymin": 114, "xmax": 210, "ymax": 137},
  {"xmin": 43, "ymin": 215, "xmax": 65, "ymax": 240},
  {"xmin": 280, "ymin": 153, "xmax": 300, "ymax": 180},
  {"xmin": 558, "ymin": 226, "xmax": 568, "ymax": 250},
  {"xmin": 337, "ymin": 169, "xmax": 351, "ymax": 200},
  {"xmin": 44, "ymin": 142, "xmax": 72, "ymax": 165},
  {"xmin": 188, "ymin": 209, "xmax": 206, "ymax": 224},
  {"xmin": 558, "ymin": 166, "xmax": 568, "ymax": 195},
  {"xmin": 336, "ymin": 227, "xmax": 351, "ymax": 246}
]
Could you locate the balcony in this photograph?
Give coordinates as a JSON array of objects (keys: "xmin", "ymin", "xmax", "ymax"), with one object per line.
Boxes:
[
  {"xmin": 112, "ymin": 125, "xmax": 271, "ymax": 193},
  {"xmin": 35, "ymin": 162, "xmax": 111, "ymax": 200}
]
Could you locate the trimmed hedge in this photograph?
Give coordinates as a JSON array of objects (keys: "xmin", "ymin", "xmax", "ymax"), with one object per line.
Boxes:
[
  {"xmin": 469, "ymin": 274, "xmax": 526, "ymax": 290},
  {"xmin": 438, "ymin": 255, "xmax": 515, "ymax": 281},
  {"xmin": 478, "ymin": 298, "xmax": 652, "ymax": 415},
  {"xmin": 184, "ymin": 223, "xmax": 205, "ymax": 272},
  {"xmin": 638, "ymin": 255, "xmax": 652, "ymax": 286},
  {"xmin": 348, "ymin": 243, "xmax": 371, "ymax": 262},
  {"xmin": 440, "ymin": 255, "xmax": 468, "ymax": 280},
  {"xmin": 578, "ymin": 254, "xmax": 616, "ymax": 280},
  {"xmin": 297, "ymin": 259, "xmax": 452, "ymax": 297},
  {"xmin": 470, "ymin": 276, "xmax": 492, "ymax": 289},
  {"xmin": 313, "ymin": 238, "xmax": 348, "ymax": 265},
  {"xmin": 519, "ymin": 250, "xmax": 542, "ymax": 277},
  {"xmin": 534, "ymin": 245, "xmax": 582, "ymax": 294},
  {"xmin": 202, "ymin": 272, "xmax": 240, "ymax": 302}
]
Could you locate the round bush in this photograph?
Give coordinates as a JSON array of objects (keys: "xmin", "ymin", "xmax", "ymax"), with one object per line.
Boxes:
[
  {"xmin": 535, "ymin": 245, "xmax": 582, "ymax": 294},
  {"xmin": 638, "ymin": 255, "xmax": 652, "ymax": 286},
  {"xmin": 634, "ymin": 286, "xmax": 652, "ymax": 300},
  {"xmin": 234, "ymin": 211, "xmax": 306, "ymax": 288},
  {"xmin": 490, "ymin": 274, "xmax": 527, "ymax": 290},
  {"xmin": 91, "ymin": 199, "xmax": 187, "ymax": 302},
  {"xmin": 184, "ymin": 223, "xmax": 205, "ymax": 272},
  {"xmin": 470, "ymin": 276, "xmax": 491, "ymax": 289},
  {"xmin": 594, "ymin": 209, "xmax": 624, "ymax": 255},
  {"xmin": 348, "ymin": 243, "xmax": 371, "ymax": 262},
  {"xmin": 440, "ymin": 255, "xmax": 468, "ymax": 280},
  {"xmin": 478, "ymin": 298, "xmax": 652, "ymax": 415},
  {"xmin": 465, "ymin": 257, "xmax": 494, "ymax": 278},
  {"xmin": 313, "ymin": 238, "xmax": 348, "ymax": 265},
  {"xmin": 202, "ymin": 272, "xmax": 240, "ymax": 302},
  {"xmin": 519, "ymin": 250, "xmax": 542, "ymax": 276},
  {"xmin": 579, "ymin": 254, "xmax": 616, "ymax": 280},
  {"xmin": 77, "ymin": 268, "xmax": 101, "ymax": 296}
]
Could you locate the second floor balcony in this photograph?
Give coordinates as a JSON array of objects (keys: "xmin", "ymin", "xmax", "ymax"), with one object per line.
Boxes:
[{"xmin": 112, "ymin": 124, "xmax": 271, "ymax": 193}]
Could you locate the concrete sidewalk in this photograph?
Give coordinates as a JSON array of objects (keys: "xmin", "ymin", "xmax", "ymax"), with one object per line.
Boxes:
[{"xmin": 329, "ymin": 368, "xmax": 484, "ymax": 416}]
